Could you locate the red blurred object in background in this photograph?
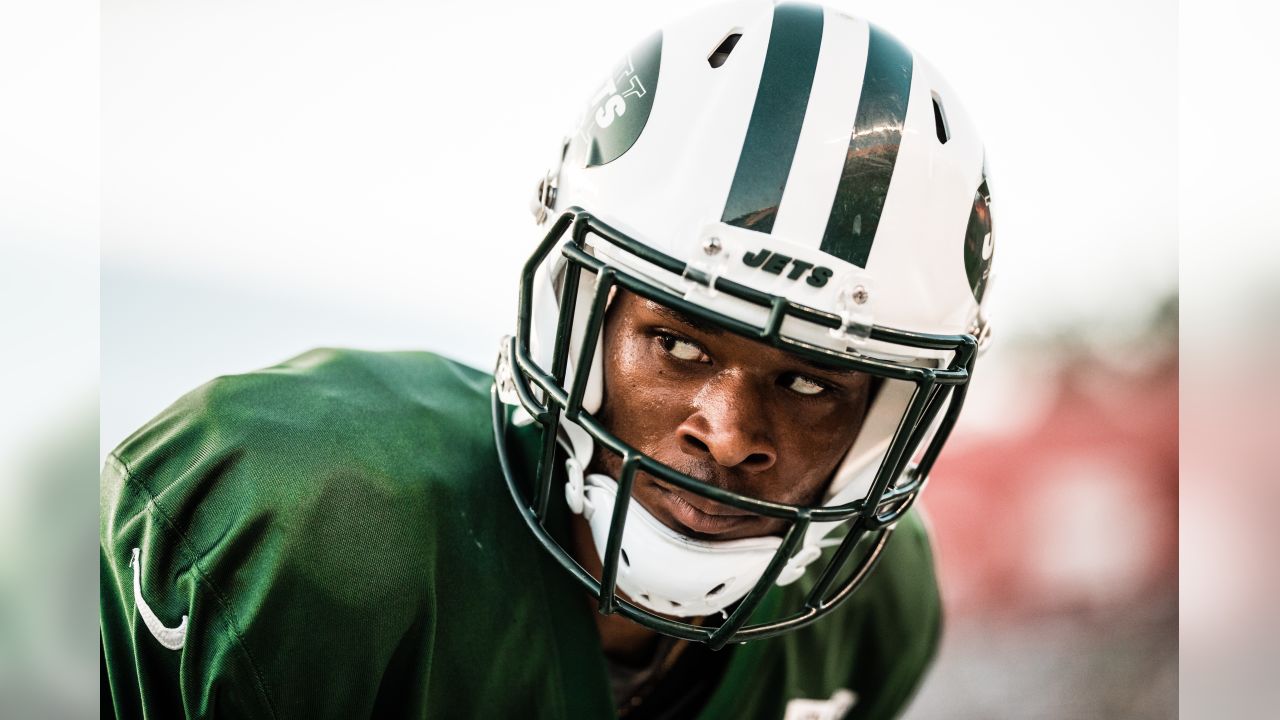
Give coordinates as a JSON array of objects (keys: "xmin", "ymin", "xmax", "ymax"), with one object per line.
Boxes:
[
  {"xmin": 904, "ymin": 305, "xmax": 1178, "ymax": 719},
  {"xmin": 925, "ymin": 349, "xmax": 1177, "ymax": 617}
]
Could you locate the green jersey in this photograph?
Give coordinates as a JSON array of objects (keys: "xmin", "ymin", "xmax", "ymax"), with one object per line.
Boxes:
[{"xmin": 100, "ymin": 349, "xmax": 941, "ymax": 719}]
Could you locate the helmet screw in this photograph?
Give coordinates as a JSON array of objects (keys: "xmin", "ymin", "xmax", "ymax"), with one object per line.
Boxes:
[
  {"xmin": 702, "ymin": 236, "xmax": 722, "ymax": 255},
  {"xmin": 851, "ymin": 285, "xmax": 869, "ymax": 304}
]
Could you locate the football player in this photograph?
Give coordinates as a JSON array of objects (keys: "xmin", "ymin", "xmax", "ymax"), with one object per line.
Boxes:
[{"xmin": 100, "ymin": 1, "xmax": 994, "ymax": 718}]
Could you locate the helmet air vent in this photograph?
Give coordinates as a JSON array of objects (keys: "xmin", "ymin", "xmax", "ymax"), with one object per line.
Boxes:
[
  {"xmin": 931, "ymin": 91, "xmax": 950, "ymax": 144},
  {"xmin": 708, "ymin": 32, "xmax": 743, "ymax": 68}
]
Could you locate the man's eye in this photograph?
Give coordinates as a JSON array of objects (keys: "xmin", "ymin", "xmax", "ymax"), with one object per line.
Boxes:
[
  {"xmin": 658, "ymin": 334, "xmax": 709, "ymax": 363},
  {"xmin": 785, "ymin": 375, "xmax": 827, "ymax": 396}
]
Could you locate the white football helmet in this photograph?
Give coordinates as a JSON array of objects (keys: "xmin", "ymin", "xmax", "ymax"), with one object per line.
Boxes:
[{"xmin": 494, "ymin": 0, "xmax": 993, "ymax": 649}]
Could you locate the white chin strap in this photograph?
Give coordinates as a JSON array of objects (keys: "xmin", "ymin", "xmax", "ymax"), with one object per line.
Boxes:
[{"xmin": 572, "ymin": 473, "xmax": 826, "ymax": 618}]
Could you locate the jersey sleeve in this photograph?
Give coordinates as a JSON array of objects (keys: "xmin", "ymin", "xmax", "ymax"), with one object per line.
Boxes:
[
  {"xmin": 99, "ymin": 349, "xmax": 444, "ymax": 719},
  {"xmin": 100, "ymin": 453, "xmax": 276, "ymax": 719}
]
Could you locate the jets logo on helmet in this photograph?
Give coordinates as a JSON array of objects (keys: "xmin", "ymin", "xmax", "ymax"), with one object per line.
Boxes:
[
  {"xmin": 571, "ymin": 32, "xmax": 662, "ymax": 169},
  {"xmin": 741, "ymin": 247, "xmax": 834, "ymax": 287},
  {"xmin": 499, "ymin": 0, "xmax": 995, "ymax": 649}
]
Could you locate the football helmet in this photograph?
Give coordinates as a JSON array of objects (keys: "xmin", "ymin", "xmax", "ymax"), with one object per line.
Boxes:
[{"xmin": 494, "ymin": 0, "xmax": 993, "ymax": 649}]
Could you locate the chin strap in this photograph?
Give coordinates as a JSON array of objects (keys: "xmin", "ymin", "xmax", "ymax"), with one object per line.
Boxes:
[
  {"xmin": 775, "ymin": 544, "xmax": 824, "ymax": 586},
  {"xmin": 568, "ymin": 473, "xmax": 838, "ymax": 618},
  {"xmin": 551, "ymin": 407, "xmax": 878, "ymax": 614}
]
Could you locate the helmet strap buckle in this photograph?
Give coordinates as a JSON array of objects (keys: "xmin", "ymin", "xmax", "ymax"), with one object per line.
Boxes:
[
  {"xmin": 776, "ymin": 544, "xmax": 823, "ymax": 586},
  {"xmin": 564, "ymin": 456, "xmax": 589, "ymax": 517},
  {"xmin": 494, "ymin": 336, "xmax": 520, "ymax": 406}
]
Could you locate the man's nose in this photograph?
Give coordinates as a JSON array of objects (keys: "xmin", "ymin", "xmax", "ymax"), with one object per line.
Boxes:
[{"xmin": 675, "ymin": 371, "xmax": 777, "ymax": 473}]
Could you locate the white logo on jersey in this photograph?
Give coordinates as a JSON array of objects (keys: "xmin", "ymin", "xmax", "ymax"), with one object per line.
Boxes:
[
  {"xmin": 783, "ymin": 689, "xmax": 858, "ymax": 720},
  {"xmin": 130, "ymin": 547, "xmax": 188, "ymax": 650}
]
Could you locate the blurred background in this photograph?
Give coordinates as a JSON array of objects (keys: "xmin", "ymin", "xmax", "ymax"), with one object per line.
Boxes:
[
  {"xmin": 1180, "ymin": 2, "xmax": 1280, "ymax": 718},
  {"xmin": 0, "ymin": 0, "xmax": 99, "ymax": 716},
  {"xmin": 15, "ymin": 0, "xmax": 1262, "ymax": 716},
  {"xmin": 99, "ymin": 0, "xmax": 1179, "ymax": 454}
]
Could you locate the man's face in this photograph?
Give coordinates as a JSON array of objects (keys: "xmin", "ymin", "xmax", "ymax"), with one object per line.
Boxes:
[{"xmin": 589, "ymin": 290, "xmax": 874, "ymax": 541}]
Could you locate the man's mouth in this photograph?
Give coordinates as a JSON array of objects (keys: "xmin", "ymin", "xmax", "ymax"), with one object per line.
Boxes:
[{"xmin": 648, "ymin": 480, "xmax": 757, "ymax": 539}]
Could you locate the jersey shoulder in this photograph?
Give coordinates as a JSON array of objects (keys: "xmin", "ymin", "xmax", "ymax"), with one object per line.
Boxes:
[
  {"xmin": 103, "ymin": 346, "xmax": 500, "ymax": 593},
  {"xmin": 100, "ymin": 348, "xmax": 505, "ymax": 717},
  {"xmin": 108, "ymin": 346, "xmax": 493, "ymax": 490}
]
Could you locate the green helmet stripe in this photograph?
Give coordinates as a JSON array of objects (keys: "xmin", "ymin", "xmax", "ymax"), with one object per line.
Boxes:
[
  {"xmin": 819, "ymin": 24, "xmax": 914, "ymax": 268},
  {"xmin": 721, "ymin": 2, "xmax": 824, "ymax": 234}
]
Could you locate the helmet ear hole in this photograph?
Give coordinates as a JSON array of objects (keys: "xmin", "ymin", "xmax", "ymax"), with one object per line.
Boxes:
[
  {"xmin": 707, "ymin": 31, "xmax": 743, "ymax": 68},
  {"xmin": 621, "ymin": 548, "xmax": 631, "ymax": 567}
]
